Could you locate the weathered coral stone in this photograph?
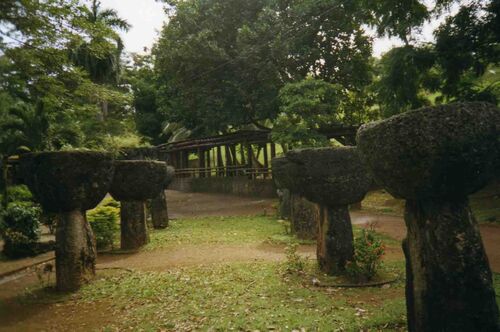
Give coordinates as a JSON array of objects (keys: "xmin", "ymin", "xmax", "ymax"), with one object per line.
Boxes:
[
  {"xmin": 273, "ymin": 147, "xmax": 371, "ymax": 274},
  {"xmin": 357, "ymin": 102, "xmax": 500, "ymax": 331},
  {"xmin": 289, "ymin": 194, "xmax": 318, "ymax": 240},
  {"xmin": 151, "ymin": 166, "xmax": 175, "ymax": 229},
  {"xmin": 110, "ymin": 161, "xmax": 169, "ymax": 250},
  {"xmin": 276, "ymin": 188, "xmax": 318, "ymax": 240},
  {"xmin": 21, "ymin": 151, "xmax": 114, "ymax": 292}
]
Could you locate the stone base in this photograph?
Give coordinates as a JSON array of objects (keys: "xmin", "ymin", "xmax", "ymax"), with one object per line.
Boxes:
[
  {"xmin": 404, "ymin": 197, "xmax": 499, "ymax": 331},
  {"xmin": 121, "ymin": 201, "xmax": 149, "ymax": 250},
  {"xmin": 290, "ymin": 194, "xmax": 318, "ymax": 240},
  {"xmin": 317, "ymin": 205, "xmax": 354, "ymax": 275},
  {"xmin": 56, "ymin": 210, "xmax": 96, "ymax": 292},
  {"xmin": 151, "ymin": 190, "xmax": 169, "ymax": 229}
]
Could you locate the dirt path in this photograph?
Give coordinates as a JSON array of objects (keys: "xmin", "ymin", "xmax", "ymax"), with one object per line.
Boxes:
[
  {"xmin": 351, "ymin": 210, "xmax": 500, "ymax": 273},
  {"xmin": 166, "ymin": 190, "xmax": 276, "ymax": 218},
  {"xmin": 97, "ymin": 243, "xmax": 315, "ymax": 271}
]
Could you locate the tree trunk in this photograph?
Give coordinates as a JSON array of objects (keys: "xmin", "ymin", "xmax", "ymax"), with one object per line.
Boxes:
[
  {"xmin": 56, "ymin": 210, "xmax": 96, "ymax": 292},
  {"xmin": 404, "ymin": 197, "xmax": 499, "ymax": 332},
  {"xmin": 317, "ymin": 205, "xmax": 354, "ymax": 275},
  {"xmin": 120, "ymin": 201, "xmax": 148, "ymax": 250},
  {"xmin": 151, "ymin": 190, "xmax": 169, "ymax": 229},
  {"xmin": 290, "ymin": 194, "xmax": 318, "ymax": 240}
]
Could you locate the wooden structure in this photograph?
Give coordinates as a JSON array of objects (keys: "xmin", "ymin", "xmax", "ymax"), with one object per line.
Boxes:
[{"xmin": 158, "ymin": 127, "xmax": 358, "ymax": 179}]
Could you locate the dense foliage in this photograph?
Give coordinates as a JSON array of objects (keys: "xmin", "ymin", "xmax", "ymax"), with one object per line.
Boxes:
[
  {"xmin": 150, "ymin": 0, "xmax": 499, "ymax": 145},
  {"xmin": 272, "ymin": 79, "xmax": 348, "ymax": 147},
  {"xmin": 0, "ymin": 202, "xmax": 41, "ymax": 258},
  {"xmin": 87, "ymin": 197, "xmax": 120, "ymax": 249},
  {"xmin": 153, "ymin": 0, "xmax": 375, "ymax": 136},
  {"xmin": 0, "ymin": 0, "xmax": 497, "ymax": 156}
]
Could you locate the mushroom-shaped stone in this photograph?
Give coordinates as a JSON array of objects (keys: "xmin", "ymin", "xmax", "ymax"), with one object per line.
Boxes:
[
  {"xmin": 272, "ymin": 147, "xmax": 372, "ymax": 274},
  {"xmin": 110, "ymin": 161, "xmax": 169, "ymax": 250},
  {"xmin": 151, "ymin": 165, "xmax": 175, "ymax": 229},
  {"xmin": 20, "ymin": 151, "xmax": 114, "ymax": 292},
  {"xmin": 357, "ymin": 102, "xmax": 500, "ymax": 331}
]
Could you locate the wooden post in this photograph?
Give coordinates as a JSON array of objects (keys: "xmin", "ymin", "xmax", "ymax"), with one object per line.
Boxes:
[
  {"xmin": 230, "ymin": 145, "xmax": 237, "ymax": 176},
  {"xmin": 206, "ymin": 149, "xmax": 211, "ymax": 177},
  {"xmin": 247, "ymin": 144, "xmax": 253, "ymax": 179},
  {"xmin": 240, "ymin": 143, "xmax": 246, "ymax": 176},
  {"xmin": 270, "ymin": 143, "xmax": 276, "ymax": 159},
  {"xmin": 224, "ymin": 145, "xmax": 232, "ymax": 176},
  {"xmin": 263, "ymin": 143, "xmax": 269, "ymax": 179},
  {"xmin": 217, "ymin": 146, "xmax": 224, "ymax": 176},
  {"xmin": 178, "ymin": 151, "xmax": 184, "ymax": 177},
  {"xmin": 198, "ymin": 149, "xmax": 205, "ymax": 178}
]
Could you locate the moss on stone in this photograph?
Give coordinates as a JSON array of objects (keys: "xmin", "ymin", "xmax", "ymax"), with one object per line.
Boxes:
[
  {"xmin": 272, "ymin": 147, "xmax": 372, "ymax": 206},
  {"xmin": 110, "ymin": 161, "xmax": 170, "ymax": 201},
  {"xmin": 20, "ymin": 151, "xmax": 114, "ymax": 213},
  {"xmin": 357, "ymin": 102, "xmax": 500, "ymax": 199}
]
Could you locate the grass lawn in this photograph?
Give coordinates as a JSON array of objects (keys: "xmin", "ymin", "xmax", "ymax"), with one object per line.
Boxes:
[
  {"xmin": 6, "ymin": 215, "xmax": 500, "ymax": 331},
  {"xmin": 146, "ymin": 216, "xmax": 314, "ymax": 251}
]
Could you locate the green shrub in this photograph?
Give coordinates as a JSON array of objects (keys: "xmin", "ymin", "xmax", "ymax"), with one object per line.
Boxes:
[
  {"xmin": 346, "ymin": 228, "xmax": 385, "ymax": 282},
  {"xmin": 0, "ymin": 203, "xmax": 41, "ymax": 258},
  {"xmin": 283, "ymin": 242, "xmax": 306, "ymax": 274},
  {"xmin": 88, "ymin": 205, "xmax": 119, "ymax": 250},
  {"xmin": 6, "ymin": 185, "xmax": 34, "ymax": 203},
  {"xmin": 100, "ymin": 196, "xmax": 121, "ymax": 209}
]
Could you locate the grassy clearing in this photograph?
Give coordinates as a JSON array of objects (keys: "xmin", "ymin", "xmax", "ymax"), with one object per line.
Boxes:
[
  {"xmin": 8, "ymin": 214, "xmax": 500, "ymax": 331},
  {"xmin": 79, "ymin": 261, "xmax": 407, "ymax": 331},
  {"xmin": 146, "ymin": 216, "xmax": 313, "ymax": 251}
]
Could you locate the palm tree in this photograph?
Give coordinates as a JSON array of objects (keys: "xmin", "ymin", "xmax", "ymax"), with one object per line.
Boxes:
[
  {"xmin": 1, "ymin": 102, "xmax": 49, "ymax": 152},
  {"xmin": 70, "ymin": 0, "xmax": 131, "ymax": 120},
  {"xmin": 0, "ymin": 101, "xmax": 49, "ymax": 207}
]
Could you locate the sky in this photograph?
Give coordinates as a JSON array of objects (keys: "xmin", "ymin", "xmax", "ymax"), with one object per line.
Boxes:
[{"xmin": 100, "ymin": 0, "xmax": 451, "ymax": 57}]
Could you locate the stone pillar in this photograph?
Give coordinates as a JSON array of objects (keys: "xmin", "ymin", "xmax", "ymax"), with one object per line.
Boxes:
[
  {"xmin": 357, "ymin": 102, "xmax": 500, "ymax": 331},
  {"xmin": 151, "ymin": 190, "xmax": 169, "ymax": 229},
  {"xmin": 403, "ymin": 198, "xmax": 498, "ymax": 331},
  {"xmin": 317, "ymin": 205, "xmax": 353, "ymax": 275},
  {"xmin": 110, "ymin": 161, "xmax": 171, "ymax": 251},
  {"xmin": 121, "ymin": 201, "xmax": 148, "ymax": 250},
  {"xmin": 20, "ymin": 151, "xmax": 114, "ymax": 292},
  {"xmin": 290, "ymin": 194, "xmax": 318, "ymax": 240},
  {"xmin": 272, "ymin": 147, "xmax": 371, "ymax": 275},
  {"xmin": 56, "ymin": 210, "xmax": 97, "ymax": 292}
]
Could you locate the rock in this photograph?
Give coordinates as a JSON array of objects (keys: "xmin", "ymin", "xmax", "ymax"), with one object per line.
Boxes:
[
  {"xmin": 272, "ymin": 147, "xmax": 372, "ymax": 275},
  {"xmin": 20, "ymin": 151, "xmax": 114, "ymax": 292},
  {"xmin": 110, "ymin": 161, "xmax": 171, "ymax": 250},
  {"xmin": 20, "ymin": 151, "xmax": 114, "ymax": 212},
  {"xmin": 357, "ymin": 102, "xmax": 500, "ymax": 331},
  {"xmin": 357, "ymin": 102, "xmax": 500, "ymax": 200},
  {"xmin": 285, "ymin": 147, "xmax": 372, "ymax": 206},
  {"xmin": 109, "ymin": 160, "xmax": 170, "ymax": 202}
]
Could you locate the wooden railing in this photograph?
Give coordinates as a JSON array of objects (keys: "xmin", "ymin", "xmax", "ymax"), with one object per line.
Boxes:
[{"xmin": 175, "ymin": 165, "xmax": 272, "ymax": 179}]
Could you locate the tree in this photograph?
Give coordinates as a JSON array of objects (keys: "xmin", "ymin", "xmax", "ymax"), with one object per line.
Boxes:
[
  {"xmin": 126, "ymin": 54, "xmax": 164, "ymax": 144},
  {"xmin": 375, "ymin": 46, "xmax": 440, "ymax": 117},
  {"xmin": 272, "ymin": 78, "xmax": 354, "ymax": 148},
  {"xmin": 0, "ymin": 0, "xmax": 135, "ymax": 154},
  {"xmin": 70, "ymin": 0, "xmax": 130, "ymax": 86},
  {"xmin": 434, "ymin": 0, "xmax": 500, "ymax": 103},
  {"xmin": 154, "ymin": 0, "xmax": 375, "ymax": 136},
  {"xmin": 155, "ymin": 0, "xmax": 281, "ymax": 136},
  {"xmin": 69, "ymin": 0, "xmax": 131, "ymax": 122}
]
